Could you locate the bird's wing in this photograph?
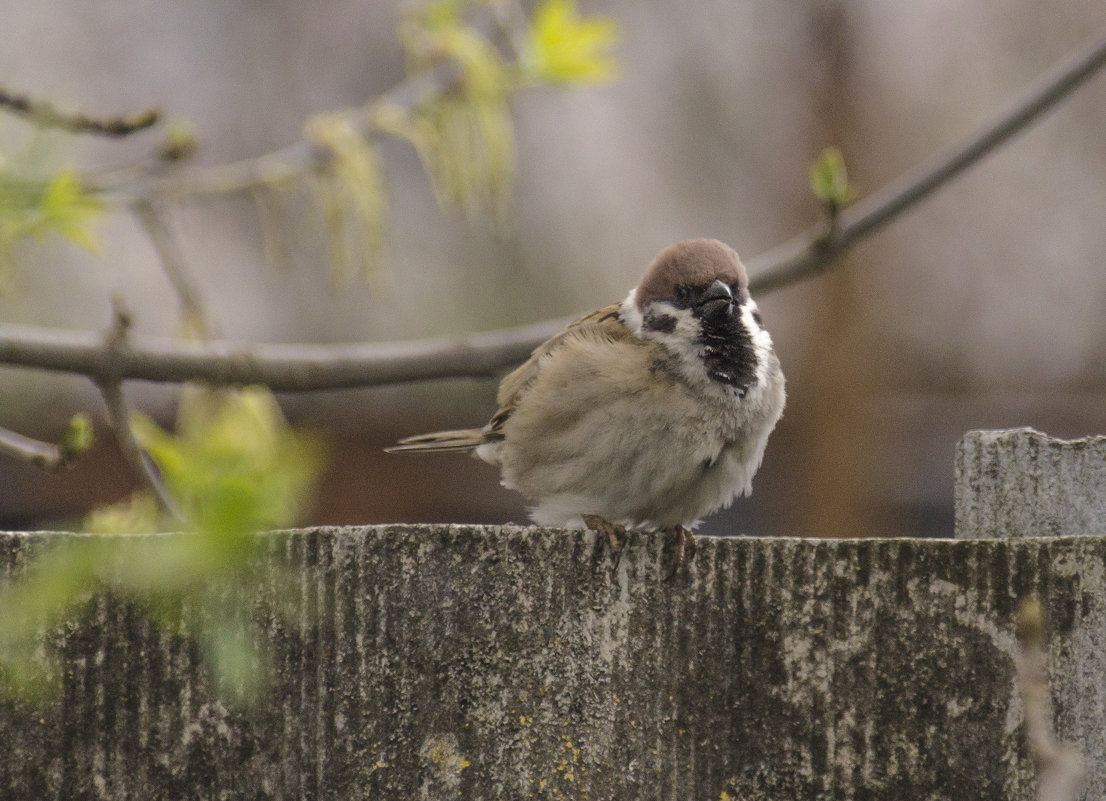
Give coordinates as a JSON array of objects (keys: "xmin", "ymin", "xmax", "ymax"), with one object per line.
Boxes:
[{"xmin": 482, "ymin": 303, "xmax": 630, "ymax": 442}]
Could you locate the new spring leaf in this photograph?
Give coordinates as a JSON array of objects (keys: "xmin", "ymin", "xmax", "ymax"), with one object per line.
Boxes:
[
  {"xmin": 524, "ymin": 0, "xmax": 620, "ymax": 85},
  {"xmin": 810, "ymin": 146, "xmax": 853, "ymax": 210}
]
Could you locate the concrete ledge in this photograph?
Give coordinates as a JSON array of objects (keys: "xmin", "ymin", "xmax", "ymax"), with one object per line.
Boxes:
[
  {"xmin": 956, "ymin": 427, "xmax": 1106, "ymax": 538},
  {"xmin": 1, "ymin": 525, "xmax": 1104, "ymax": 800}
]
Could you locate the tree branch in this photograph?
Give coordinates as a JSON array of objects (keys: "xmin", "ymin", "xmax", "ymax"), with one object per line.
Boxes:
[
  {"xmin": 92, "ymin": 62, "xmax": 462, "ymax": 203},
  {"xmin": 92, "ymin": 303, "xmax": 181, "ymax": 517},
  {"xmin": 746, "ymin": 30, "xmax": 1106, "ymax": 291},
  {"xmin": 0, "ymin": 31, "xmax": 1104, "ymax": 390},
  {"xmin": 0, "ymin": 424, "xmax": 67, "ymax": 471},
  {"xmin": 0, "ymin": 85, "xmax": 159, "ymax": 138},
  {"xmin": 132, "ymin": 200, "xmax": 210, "ymax": 336},
  {"xmin": 96, "ymin": 379, "xmax": 180, "ymax": 519},
  {"xmin": 0, "ymin": 317, "xmax": 569, "ymax": 390}
]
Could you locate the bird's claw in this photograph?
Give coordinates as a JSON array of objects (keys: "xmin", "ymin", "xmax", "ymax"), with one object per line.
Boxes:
[
  {"xmin": 583, "ymin": 514, "xmax": 627, "ymax": 570},
  {"xmin": 663, "ymin": 526, "xmax": 696, "ymax": 581}
]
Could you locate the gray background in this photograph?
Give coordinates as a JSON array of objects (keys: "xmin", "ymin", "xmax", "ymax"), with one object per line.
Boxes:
[{"xmin": 1, "ymin": 1, "xmax": 1104, "ymax": 538}]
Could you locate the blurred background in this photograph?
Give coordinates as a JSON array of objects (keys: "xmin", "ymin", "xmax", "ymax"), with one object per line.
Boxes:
[{"xmin": 0, "ymin": 0, "xmax": 1104, "ymax": 539}]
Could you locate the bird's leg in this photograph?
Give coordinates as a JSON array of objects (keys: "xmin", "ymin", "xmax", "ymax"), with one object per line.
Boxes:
[
  {"xmin": 662, "ymin": 525, "xmax": 697, "ymax": 581},
  {"xmin": 583, "ymin": 514, "xmax": 627, "ymax": 568}
]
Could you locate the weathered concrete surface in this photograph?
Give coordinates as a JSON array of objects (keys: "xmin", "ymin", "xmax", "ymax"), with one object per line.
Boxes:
[
  {"xmin": 957, "ymin": 427, "xmax": 1106, "ymax": 538},
  {"xmin": 1, "ymin": 526, "xmax": 1105, "ymax": 800}
]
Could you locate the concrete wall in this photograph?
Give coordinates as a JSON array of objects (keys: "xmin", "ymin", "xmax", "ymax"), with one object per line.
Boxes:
[
  {"xmin": 1, "ymin": 428, "xmax": 1104, "ymax": 800},
  {"xmin": 957, "ymin": 427, "xmax": 1106, "ymax": 539}
]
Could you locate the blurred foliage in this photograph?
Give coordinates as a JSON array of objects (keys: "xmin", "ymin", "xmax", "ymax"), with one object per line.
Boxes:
[
  {"xmin": 305, "ymin": 114, "xmax": 390, "ymax": 286},
  {"xmin": 130, "ymin": 386, "xmax": 322, "ymax": 537},
  {"xmin": 1016, "ymin": 594, "xmax": 1046, "ymax": 650},
  {"xmin": 0, "ymin": 165, "xmax": 101, "ymax": 287},
  {"xmin": 0, "ymin": 386, "xmax": 323, "ymax": 704},
  {"xmin": 83, "ymin": 491, "xmax": 161, "ymax": 536},
  {"xmin": 374, "ymin": 0, "xmax": 618, "ymax": 224},
  {"xmin": 0, "ymin": 1, "xmax": 618, "ymax": 289},
  {"xmin": 156, "ymin": 118, "xmax": 198, "ymax": 163},
  {"xmin": 60, "ymin": 412, "xmax": 94, "ymax": 460},
  {"xmin": 379, "ymin": 0, "xmax": 521, "ymax": 224},
  {"xmin": 522, "ymin": 0, "xmax": 620, "ymax": 85},
  {"xmin": 0, "ymin": 0, "xmax": 618, "ymax": 706},
  {"xmin": 810, "ymin": 145, "xmax": 854, "ymax": 216}
]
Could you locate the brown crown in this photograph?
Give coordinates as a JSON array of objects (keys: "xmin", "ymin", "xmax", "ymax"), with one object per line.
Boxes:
[{"xmin": 634, "ymin": 238, "xmax": 748, "ymax": 310}]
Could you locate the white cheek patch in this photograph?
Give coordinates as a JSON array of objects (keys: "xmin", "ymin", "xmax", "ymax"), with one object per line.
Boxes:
[
  {"xmin": 621, "ymin": 292, "xmax": 706, "ymax": 380},
  {"xmin": 619, "ymin": 288, "xmax": 644, "ymax": 331},
  {"xmin": 634, "ymin": 301, "xmax": 704, "ymax": 364},
  {"xmin": 741, "ymin": 300, "xmax": 776, "ymax": 386},
  {"xmin": 622, "ymin": 288, "xmax": 698, "ymax": 339},
  {"xmin": 656, "ymin": 303, "xmax": 702, "ymax": 342}
]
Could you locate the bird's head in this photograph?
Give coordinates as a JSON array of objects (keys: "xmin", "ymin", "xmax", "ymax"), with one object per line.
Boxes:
[{"xmin": 621, "ymin": 238, "xmax": 767, "ymax": 394}]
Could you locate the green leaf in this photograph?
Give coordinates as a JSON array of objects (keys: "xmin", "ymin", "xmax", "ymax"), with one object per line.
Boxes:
[
  {"xmin": 61, "ymin": 412, "xmax": 94, "ymax": 457},
  {"xmin": 83, "ymin": 492, "xmax": 161, "ymax": 535},
  {"xmin": 132, "ymin": 386, "xmax": 323, "ymax": 540},
  {"xmin": 524, "ymin": 0, "xmax": 620, "ymax": 85},
  {"xmin": 1, "ymin": 387, "xmax": 324, "ymax": 705},
  {"xmin": 198, "ymin": 611, "xmax": 271, "ymax": 705},
  {"xmin": 809, "ymin": 146, "xmax": 853, "ymax": 209},
  {"xmin": 38, "ymin": 170, "xmax": 103, "ymax": 252},
  {"xmin": 0, "ymin": 167, "xmax": 103, "ymax": 267}
]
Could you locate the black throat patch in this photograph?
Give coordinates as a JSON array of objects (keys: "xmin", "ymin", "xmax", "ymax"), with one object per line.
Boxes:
[{"xmin": 696, "ymin": 310, "xmax": 758, "ymax": 394}]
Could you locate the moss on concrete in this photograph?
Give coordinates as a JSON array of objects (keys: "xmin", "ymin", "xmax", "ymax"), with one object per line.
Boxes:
[{"xmin": 1, "ymin": 526, "xmax": 1103, "ymax": 799}]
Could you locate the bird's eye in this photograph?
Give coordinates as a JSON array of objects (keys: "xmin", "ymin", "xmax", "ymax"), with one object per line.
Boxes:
[{"xmin": 673, "ymin": 285, "xmax": 694, "ymax": 307}]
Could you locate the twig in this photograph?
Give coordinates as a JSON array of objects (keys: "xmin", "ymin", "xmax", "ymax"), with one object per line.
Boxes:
[
  {"xmin": 1016, "ymin": 597, "xmax": 1086, "ymax": 801},
  {"xmin": 0, "ymin": 31, "xmax": 1105, "ymax": 390},
  {"xmin": 96, "ymin": 304, "xmax": 180, "ymax": 519},
  {"xmin": 92, "ymin": 62, "xmax": 462, "ymax": 203},
  {"xmin": 132, "ymin": 200, "xmax": 210, "ymax": 336},
  {"xmin": 746, "ymin": 30, "xmax": 1106, "ymax": 292},
  {"xmin": 96, "ymin": 380, "xmax": 179, "ymax": 519},
  {"xmin": 0, "ymin": 424, "xmax": 67, "ymax": 471},
  {"xmin": 0, "ymin": 85, "xmax": 159, "ymax": 138}
]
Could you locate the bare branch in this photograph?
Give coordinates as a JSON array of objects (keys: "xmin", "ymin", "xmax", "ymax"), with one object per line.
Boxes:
[
  {"xmin": 0, "ymin": 85, "xmax": 159, "ymax": 138},
  {"xmin": 0, "ymin": 316, "xmax": 568, "ymax": 391},
  {"xmin": 93, "ymin": 303, "xmax": 181, "ymax": 518},
  {"xmin": 93, "ymin": 62, "xmax": 462, "ymax": 203},
  {"xmin": 0, "ymin": 32, "xmax": 1104, "ymax": 390},
  {"xmin": 96, "ymin": 379, "xmax": 180, "ymax": 521},
  {"xmin": 132, "ymin": 200, "xmax": 210, "ymax": 336},
  {"xmin": 0, "ymin": 424, "xmax": 67, "ymax": 471},
  {"xmin": 746, "ymin": 30, "xmax": 1106, "ymax": 291},
  {"xmin": 1016, "ymin": 597, "xmax": 1086, "ymax": 801}
]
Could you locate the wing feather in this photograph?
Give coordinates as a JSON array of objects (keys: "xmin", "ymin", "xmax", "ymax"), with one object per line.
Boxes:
[
  {"xmin": 482, "ymin": 304, "xmax": 629, "ymax": 441},
  {"xmin": 387, "ymin": 304, "xmax": 632, "ymax": 454}
]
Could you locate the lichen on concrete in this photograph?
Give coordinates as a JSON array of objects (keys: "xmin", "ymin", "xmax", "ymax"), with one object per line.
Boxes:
[
  {"xmin": 1, "ymin": 525, "xmax": 1103, "ymax": 800},
  {"xmin": 956, "ymin": 427, "xmax": 1106, "ymax": 539}
]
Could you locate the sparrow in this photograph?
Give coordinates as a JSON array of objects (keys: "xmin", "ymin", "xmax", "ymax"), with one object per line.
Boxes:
[{"xmin": 388, "ymin": 238, "xmax": 785, "ymax": 573}]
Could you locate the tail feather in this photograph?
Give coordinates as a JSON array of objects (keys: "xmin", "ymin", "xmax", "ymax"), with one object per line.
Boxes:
[{"xmin": 385, "ymin": 428, "xmax": 485, "ymax": 454}]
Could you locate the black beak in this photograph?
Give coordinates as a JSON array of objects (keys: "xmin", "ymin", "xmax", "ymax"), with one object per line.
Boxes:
[{"xmin": 696, "ymin": 279, "xmax": 734, "ymax": 319}]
